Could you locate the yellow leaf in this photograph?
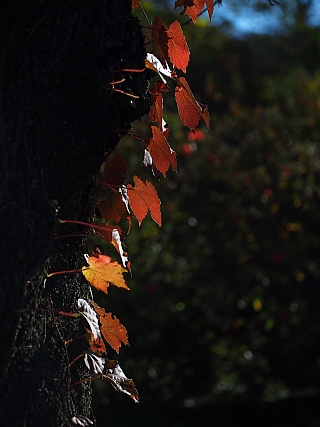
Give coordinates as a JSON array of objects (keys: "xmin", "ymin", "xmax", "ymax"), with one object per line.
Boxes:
[{"xmin": 82, "ymin": 254, "xmax": 129, "ymax": 294}]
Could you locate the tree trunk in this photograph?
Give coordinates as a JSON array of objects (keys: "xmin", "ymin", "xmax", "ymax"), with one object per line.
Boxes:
[{"xmin": 0, "ymin": 1, "xmax": 149, "ymax": 425}]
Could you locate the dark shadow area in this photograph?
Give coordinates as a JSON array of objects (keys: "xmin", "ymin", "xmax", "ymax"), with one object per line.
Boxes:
[{"xmin": 94, "ymin": 396, "xmax": 320, "ymax": 427}]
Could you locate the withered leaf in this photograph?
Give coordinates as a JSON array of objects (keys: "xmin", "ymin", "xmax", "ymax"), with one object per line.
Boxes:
[{"xmin": 103, "ymin": 359, "xmax": 139, "ymax": 403}]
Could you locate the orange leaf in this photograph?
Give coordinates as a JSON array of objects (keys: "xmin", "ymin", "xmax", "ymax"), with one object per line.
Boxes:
[
  {"xmin": 151, "ymin": 16, "xmax": 169, "ymax": 66},
  {"xmin": 174, "ymin": 0, "xmax": 214, "ymax": 23},
  {"xmin": 148, "ymin": 126, "xmax": 177, "ymax": 177},
  {"xmin": 91, "ymin": 302, "xmax": 129, "ymax": 353},
  {"xmin": 175, "ymin": 77, "xmax": 210, "ymax": 130},
  {"xmin": 82, "ymin": 254, "xmax": 129, "ymax": 294},
  {"xmin": 127, "ymin": 176, "xmax": 162, "ymax": 226},
  {"xmin": 167, "ymin": 20, "xmax": 190, "ymax": 73}
]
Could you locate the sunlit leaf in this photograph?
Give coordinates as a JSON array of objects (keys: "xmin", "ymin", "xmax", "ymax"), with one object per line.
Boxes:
[
  {"xmin": 167, "ymin": 20, "xmax": 190, "ymax": 73},
  {"xmin": 111, "ymin": 228, "xmax": 129, "ymax": 269},
  {"xmin": 91, "ymin": 302, "xmax": 129, "ymax": 353},
  {"xmin": 82, "ymin": 254, "xmax": 129, "ymax": 295},
  {"xmin": 146, "ymin": 53, "xmax": 173, "ymax": 84},
  {"xmin": 77, "ymin": 299, "xmax": 101, "ymax": 340},
  {"xmin": 127, "ymin": 176, "xmax": 162, "ymax": 226},
  {"xmin": 148, "ymin": 126, "xmax": 177, "ymax": 177},
  {"xmin": 84, "ymin": 350, "xmax": 106, "ymax": 375},
  {"xmin": 175, "ymin": 77, "xmax": 210, "ymax": 130},
  {"xmin": 174, "ymin": 0, "xmax": 214, "ymax": 23}
]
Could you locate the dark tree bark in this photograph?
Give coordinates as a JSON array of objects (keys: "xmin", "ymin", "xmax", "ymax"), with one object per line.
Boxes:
[{"xmin": 0, "ymin": 1, "xmax": 150, "ymax": 425}]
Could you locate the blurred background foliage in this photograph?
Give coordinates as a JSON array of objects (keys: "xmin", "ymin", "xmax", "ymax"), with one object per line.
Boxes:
[{"xmin": 93, "ymin": 1, "xmax": 320, "ymax": 425}]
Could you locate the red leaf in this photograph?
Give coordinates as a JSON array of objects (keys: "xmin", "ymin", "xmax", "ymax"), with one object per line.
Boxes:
[
  {"xmin": 150, "ymin": 81, "xmax": 165, "ymax": 131},
  {"xmin": 98, "ymin": 190, "xmax": 131, "ymax": 225},
  {"xmin": 94, "ymin": 223, "xmax": 113, "ymax": 243},
  {"xmin": 104, "ymin": 152, "xmax": 127, "ymax": 187},
  {"xmin": 206, "ymin": 0, "xmax": 214, "ymax": 20},
  {"xmin": 132, "ymin": 0, "xmax": 140, "ymax": 10},
  {"xmin": 167, "ymin": 20, "xmax": 190, "ymax": 73},
  {"xmin": 174, "ymin": 0, "xmax": 214, "ymax": 23},
  {"xmin": 148, "ymin": 126, "xmax": 177, "ymax": 177},
  {"xmin": 151, "ymin": 16, "xmax": 169, "ymax": 66},
  {"xmin": 91, "ymin": 302, "xmax": 129, "ymax": 353},
  {"xmin": 175, "ymin": 77, "xmax": 210, "ymax": 130},
  {"xmin": 127, "ymin": 176, "xmax": 162, "ymax": 226}
]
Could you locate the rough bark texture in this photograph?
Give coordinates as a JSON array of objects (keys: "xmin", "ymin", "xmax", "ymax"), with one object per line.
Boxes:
[{"xmin": 0, "ymin": 1, "xmax": 150, "ymax": 426}]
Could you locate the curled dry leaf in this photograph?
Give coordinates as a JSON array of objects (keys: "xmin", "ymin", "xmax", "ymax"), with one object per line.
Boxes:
[
  {"xmin": 84, "ymin": 350, "xmax": 106, "ymax": 375},
  {"xmin": 69, "ymin": 415, "xmax": 93, "ymax": 426},
  {"xmin": 103, "ymin": 359, "xmax": 139, "ymax": 403},
  {"xmin": 143, "ymin": 149, "xmax": 153, "ymax": 169},
  {"xmin": 145, "ymin": 53, "xmax": 173, "ymax": 84},
  {"xmin": 82, "ymin": 254, "xmax": 129, "ymax": 295},
  {"xmin": 91, "ymin": 301, "xmax": 129, "ymax": 353},
  {"xmin": 83, "ymin": 353, "xmax": 139, "ymax": 402},
  {"xmin": 142, "ymin": 148, "xmax": 161, "ymax": 179},
  {"xmin": 78, "ymin": 299, "xmax": 106, "ymax": 354},
  {"xmin": 111, "ymin": 228, "xmax": 129, "ymax": 269},
  {"xmin": 78, "ymin": 299, "xmax": 101, "ymax": 340}
]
